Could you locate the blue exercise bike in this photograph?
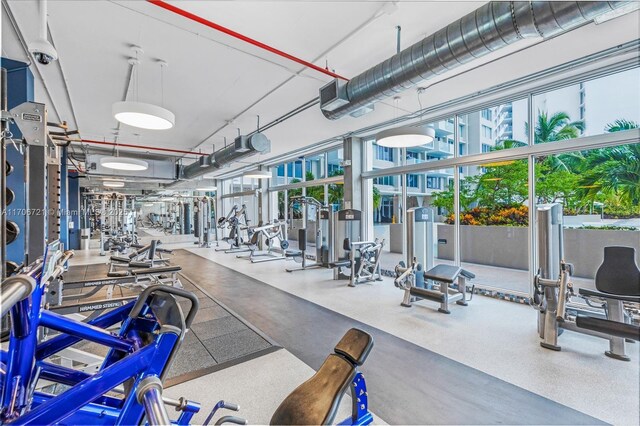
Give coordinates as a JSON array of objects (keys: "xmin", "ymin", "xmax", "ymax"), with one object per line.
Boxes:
[{"xmin": 0, "ymin": 240, "xmax": 375, "ymax": 425}]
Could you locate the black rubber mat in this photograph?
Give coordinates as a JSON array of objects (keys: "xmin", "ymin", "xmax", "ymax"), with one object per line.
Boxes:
[
  {"xmin": 63, "ymin": 264, "xmax": 278, "ymax": 387},
  {"xmin": 172, "ymin": 250, "xmax": 606, "ymax": 425}
]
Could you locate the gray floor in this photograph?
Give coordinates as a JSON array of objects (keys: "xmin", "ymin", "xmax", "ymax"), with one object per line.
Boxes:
[
  {"xmin": 172, "ymin": 250, "xmax": 604, "ymax": 425},
  {"xmin": 62, "ymin": 264, "xmax": 276, "ymax": 386}
]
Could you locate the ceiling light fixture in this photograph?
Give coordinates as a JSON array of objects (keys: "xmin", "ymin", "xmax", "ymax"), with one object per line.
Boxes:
[
  {"xmin": 100, "ymin": 156, "xmax": 149, "ymax": 171},
  {"xmin": 112, "ymin": 49, "xmax": 174, "ymax": 130},
  {"xmin": 103, "ymin": 181, "xmax": 125, "ymax": 188},
  {"xmin": 375, "ymin": 126, "xmax": 435, "ymax": 148},
  {"xmin": 243, "ymin": 169, "xmax": 271, "ymax": 179},
  {"xmin": 375, "ymin": 95, "xmax": 435, "ymax": 148}
]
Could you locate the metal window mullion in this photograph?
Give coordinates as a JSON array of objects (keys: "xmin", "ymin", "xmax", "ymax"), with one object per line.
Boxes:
[
  {"xmin": 361, "ymin": 129, "xmax": 640, "ymax": 179},
  {"xmin": 527, "ymin": 92, "xmax": 537, "ymax": 300}
]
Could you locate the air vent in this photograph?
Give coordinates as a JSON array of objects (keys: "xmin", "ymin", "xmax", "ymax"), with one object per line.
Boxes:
[{"xmin": 319, "ymin": 79, "xmax": 349, "ymax": 112}]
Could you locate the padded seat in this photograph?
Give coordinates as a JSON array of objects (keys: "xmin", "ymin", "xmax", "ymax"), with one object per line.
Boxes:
[
  {"xmin": 271, "ymin": 329, "xmax": 373, "ymax": 425},
  {"xmin": 578, "ymin": 288, "xmax": 640, "ymax": 303},
  {"xmin": 110, "ymin": 256, "xmax": 131, "ymax": 263},
  {"xmin": 424, "ymin": 264, "xmax": 475, "ymax": 283}
]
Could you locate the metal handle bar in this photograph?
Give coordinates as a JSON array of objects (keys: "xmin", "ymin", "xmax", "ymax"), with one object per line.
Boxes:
[
  {"xmin": 215, "ymin": 416, "xmax": 248, "ymax": 425},
  {"xmin": 129, "ymin": 285, "xmax": 199, "ymax": 328},
  {"xmin": 0, "ymin": 275, "xmax": 37, "ymax": 318}
]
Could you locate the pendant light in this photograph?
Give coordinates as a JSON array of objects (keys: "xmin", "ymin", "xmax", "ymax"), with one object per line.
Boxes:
[
  {"xmin": 243, "ymin": 169, "xmax": 271, "ymax": 179},
  {"xmin": 113, "ymin": 49, "xmax": 174, "ymax": 130},
  {"xmin": 100, "ymin": 156, "xmax": 148, "ymax": 171},
  {"xmin": 375, "ymin": 95, "xmax": 435, "ymax": 148}
]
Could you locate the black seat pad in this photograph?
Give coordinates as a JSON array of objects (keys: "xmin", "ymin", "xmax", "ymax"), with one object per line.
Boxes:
[
  {"xmin": 424, "ymin": 264, "xmax": 473, "ymax": 283},
  {"xmin": 270, "ymin": 354, "xmax": 355, "ymax": 425},
  {"xmin": 110, "ymin": 256, "xmax": 131, "ymax": 263},
  {"xmin": 578, "ymin": 288, "xmax": 640, "ymax": 303},
  {"xmin": 131, "ymin": 266, "xmax": 181, "ymax": 276},
  {"xmin": 595, "ymin": 246, "xmax": 640, "ymax": 296},
  {"xmin": 285, "ymin": 250, "xmax": 303, "ymax": 257}
]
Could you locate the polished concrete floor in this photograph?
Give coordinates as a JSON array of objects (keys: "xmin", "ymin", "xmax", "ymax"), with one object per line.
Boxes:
[{"xmin": 68, "ymin": 242, "xmax": 639, "ymax": 425}]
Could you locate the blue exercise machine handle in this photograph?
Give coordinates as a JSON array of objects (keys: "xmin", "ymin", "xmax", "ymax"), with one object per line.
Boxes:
[{"xmin": 128, "ymin": 285, "xmax": 199, "ymax": 327}]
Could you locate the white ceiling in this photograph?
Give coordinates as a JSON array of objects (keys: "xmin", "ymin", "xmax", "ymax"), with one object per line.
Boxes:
[{"xmin": 2, "ymin": 1, "xmax": 639, "ymax": 181}]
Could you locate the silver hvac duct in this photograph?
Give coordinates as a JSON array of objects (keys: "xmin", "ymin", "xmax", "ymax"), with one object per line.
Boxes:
[
  {"xmin": 180, "ymin": 132, "xmax": 270, "ymax": 180},
  {"xmin": 320, "ymin": 1, "xmax": 630, "ymax": 120}
]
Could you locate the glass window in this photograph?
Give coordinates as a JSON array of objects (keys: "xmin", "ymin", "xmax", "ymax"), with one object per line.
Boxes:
[
  {"xmin": 453, "ymin": 158, "xmax": 530, "ymax": 294},
  {"xmin": 458, "ymin": 99, "xmax": 529, "ymax": 156},
  {"xmin": 533, "ymin": 68, "xmax": 640, "ymax": 142},
  {"xmin": 327, "ymin": 148, "xmax": 344, "ymax": 177},
  {"xmin": 406, "ymin": 174, "xmax": 419, "ymax": 188},
  {"xmin": 534, "ymin": 143, "xmax": 639, "ymax": 290}
]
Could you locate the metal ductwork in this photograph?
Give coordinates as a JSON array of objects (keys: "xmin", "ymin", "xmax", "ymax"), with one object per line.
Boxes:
[
  {"xmin": 320, "ymin": 1, "xmax": 630, "ymax": 120},
  {"xmin": 180, "ymin": 132, "xmax": 270, "ymax": 180}
]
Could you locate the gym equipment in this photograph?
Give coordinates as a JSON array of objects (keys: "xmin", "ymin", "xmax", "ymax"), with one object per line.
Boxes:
[
  {"xmin": 237, "ymin": 220, "xmax": 289, "ymax": 263},
  {"xmin": 285, "ymin": 196, "xmax": 332, "ymax": 272},
  {"xmin": 85, "ymin": 192, "xmax": 137, "ymax": 256},
  {"xmin": 532, "ymin": 203, "xmax": 640, "ymax": 360},
  {"xmin": 47, "ymin": 264, "xmax": 183, "ymax": 316},
  {"xmin": 270, "ymin": 328, "xmax": 374, "ymax": 425},
  {"xmin": 108, "ymin": 240, "xmax": 172, "ymax": 272},
  {"xmin": 194, "ymin": 196, "xmax": 216, "ymax": 248},
  {"xmin": 0, "ymin": 242, "xmax": 206, "ymax": 425},
  {"xmin": 216, "ymin": 204, "xmax": 251, "ymax": 253},
  {"xmin": 332, "ymin": 209, "xmax": 385, "ymax": 287},
  {"xmin": 395, "ymin": 260, "xmax": 474, "ymax": 314}
]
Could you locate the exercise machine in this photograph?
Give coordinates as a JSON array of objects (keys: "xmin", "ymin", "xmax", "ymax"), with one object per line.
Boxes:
[
  {"xmin": 237, "ymin": 220, "xmax": 289, "ymax": 263},
  {"xmin": 108, "ymin": 239, "xmax": 172, "ymax": 272},
  {"xmin": 285, "ymin": 196, "xmax": 331, "ymax": 272},
  {"xmin": 270, "ymin": 328, "xmax": 374, "ymax": 425},
  {"xmin": 216, "ymin": 204, "xmax": 251, "ymax": 253},
  {"xmin": 393, "ymin": 207, "xmax": 474, "ymax": 314},
  {"xmin": 47, "ymin": 264, "xmax": 183, "ymax": 316},
  {"xmin": 532, "ymin": 203, "xmax": 640, "ymax": 360},
  {"xmin": 194, "ymin": 196, "xmax": 216, "ymax": 248}
]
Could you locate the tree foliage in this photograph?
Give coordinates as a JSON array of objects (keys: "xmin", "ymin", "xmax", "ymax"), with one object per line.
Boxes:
[{"xmin": 431, "ymin": 111, "xmax": 639, "ymax": 224}]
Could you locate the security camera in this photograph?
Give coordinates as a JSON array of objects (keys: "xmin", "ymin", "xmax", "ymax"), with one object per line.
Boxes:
[{"xmin": 28, "ymin": 38, "xmax": 58, "ymax": 65}]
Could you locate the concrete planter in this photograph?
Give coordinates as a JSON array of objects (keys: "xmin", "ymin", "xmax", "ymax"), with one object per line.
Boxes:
[{"xmin": 437, "ymin": 224, "xmax": 640, "ymax": 279}]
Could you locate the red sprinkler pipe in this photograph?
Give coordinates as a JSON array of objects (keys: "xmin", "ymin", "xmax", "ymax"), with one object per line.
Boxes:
[
  {"xmin": 147, "ymin": 0, "xmax": 349, "ymax": 81},
  {"xmin": 74, "ymin": 139, "xmax": 208, "ymax": 157}
]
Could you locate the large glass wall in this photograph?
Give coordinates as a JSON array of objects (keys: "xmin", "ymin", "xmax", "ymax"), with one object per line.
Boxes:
[
  {"xmin": 364, "ymin": 66, "xmax": 639, "ymax": 297},
  {"xmin": 535, "ymin": 143, "xmax": 640, "ymax": 291},
  {"xmin": 533, "ymin": 68, "xmax": 640, "ymax": 143}
]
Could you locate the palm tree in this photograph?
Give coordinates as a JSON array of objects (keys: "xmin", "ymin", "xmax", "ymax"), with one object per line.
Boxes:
[
  {"xmin": 604, "ymin": 119, "xmax": 638, "ymax": 133},
  {"xmin": 577, "ymin": 143, "xmax": 640, "ymax": 207},
  {"xmin": 530, "ymin": 111, "xmax": 585, "ymax": 172}
]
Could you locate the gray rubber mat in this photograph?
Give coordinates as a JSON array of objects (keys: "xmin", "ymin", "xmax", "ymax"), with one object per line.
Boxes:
[
  {"xmin": 172, "ymin": 250, "xmax": 606, "ymax": 425},
  {"xmin": 63, "ymin": 264, "xmax": 278, "ymax": 387}
]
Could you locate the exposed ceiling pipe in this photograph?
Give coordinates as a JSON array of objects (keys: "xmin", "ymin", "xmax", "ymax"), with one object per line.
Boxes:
[
  {"xmin": 147, "ymin": 0, "xmax": 348, "ymax": 81},
  {"xmin": 176, "ymin": 133, "xmax": 271, "ymax": 183},
  {"xmin": 320, "ymin": 1, "xmax": 631, "ymax": 120},
  {"xmin": 71, "ymin": 139, "xmax": 208, "ymax": 157}
]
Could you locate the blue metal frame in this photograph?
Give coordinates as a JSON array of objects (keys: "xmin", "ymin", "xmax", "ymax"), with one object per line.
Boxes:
[
  {"xmin": 0, "ymin": 245, "xmax": 198, "ymax": 425},
  {"xmin": 338, "ymin": 371, "xmax": 373, "ymax": 426}
]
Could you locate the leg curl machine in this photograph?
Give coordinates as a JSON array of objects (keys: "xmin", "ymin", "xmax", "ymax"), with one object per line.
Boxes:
[
  {"xmin": 237, "ymin": 220, "xmax": 289, "ymax": 263},
  {"xmin": 532, "ymin": 203, "xmax": 640, "ymax": 360}
]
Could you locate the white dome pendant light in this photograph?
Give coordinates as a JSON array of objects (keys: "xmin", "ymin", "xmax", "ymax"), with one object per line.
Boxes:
[
  {"xmin": 113, "ymin": 49, "xmax": 174, "ymax": 130},
  {"xmin": 375, "ymin": 95, "xmax": 435, "ymax": 148}
]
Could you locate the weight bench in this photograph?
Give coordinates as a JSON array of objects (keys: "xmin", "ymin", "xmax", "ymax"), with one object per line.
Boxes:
[
  {"xmin": 48, "ymin": 266, "xmax": 183, "ymax": 315},
  {"xmin": 402, "ymin": 264, "xmax": 475, "ymax": 314},
  {"xmin": 271, "ymin": 328, "xmax": 374, "ymax": 425}
]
